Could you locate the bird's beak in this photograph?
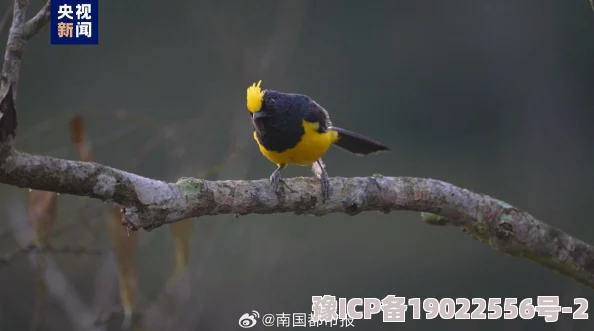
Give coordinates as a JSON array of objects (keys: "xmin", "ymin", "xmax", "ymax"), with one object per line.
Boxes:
[{"xmin": 252, "ymin": 111, "xmax": 266, "ymax": 120}]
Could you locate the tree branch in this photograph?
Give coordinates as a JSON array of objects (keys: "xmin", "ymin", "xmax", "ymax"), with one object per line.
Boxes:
[
  {"xmin": 0, "ymin": 0, "xmax": 51, "ymax": 141},
  {"xmin": 0, "ymin": 145, "xmax": 593, "ymax": 289},
  {"xmin": 22, "ymin": 1, "xmax": 50, "ymax": 40}
]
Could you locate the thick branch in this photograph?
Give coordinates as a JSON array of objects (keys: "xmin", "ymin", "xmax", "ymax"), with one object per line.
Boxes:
[{"xmin": 0, "ymin": 146, "xmax": 593, "ymax": 289}]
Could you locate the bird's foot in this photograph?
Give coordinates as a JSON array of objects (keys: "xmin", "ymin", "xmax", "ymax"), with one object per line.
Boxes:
[
  {"xmin": 270, "ymin": 170, "xmax": 283, "ymax": 195},
  {"xmin": 320, "ymin": 171, "xmax": 331, "ymax": 203},
  {"xmin": 312, "ymin": 159, "xmax": 331, "ymax": 203}
]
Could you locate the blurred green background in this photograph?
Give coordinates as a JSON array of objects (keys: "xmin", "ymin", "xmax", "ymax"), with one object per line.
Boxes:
[{"xmin": 0, "ymin": 0, "xmax": 593, "ymax": 330}]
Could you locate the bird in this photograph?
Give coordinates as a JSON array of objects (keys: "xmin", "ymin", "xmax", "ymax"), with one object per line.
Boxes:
[{"xmin": 246, "ymin": 80, "xmax": 390, "ymax": 202}]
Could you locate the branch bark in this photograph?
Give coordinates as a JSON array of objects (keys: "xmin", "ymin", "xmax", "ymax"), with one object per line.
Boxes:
[
  {"xmin": 0, "ymin": 0, "xmax": 51, "ymax": 141},
  {"xmin": 0, "ymin": 145, "xmax": 593, "ymax": 289},
  {"xmin": 22, "ymin": 1, "xmax": 50, "ymax": 40}
]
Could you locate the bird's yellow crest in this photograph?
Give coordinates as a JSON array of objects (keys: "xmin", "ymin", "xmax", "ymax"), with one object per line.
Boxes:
[{"xmin": 246, "ymin": 80, "xmax": 264, "ymax": 113}]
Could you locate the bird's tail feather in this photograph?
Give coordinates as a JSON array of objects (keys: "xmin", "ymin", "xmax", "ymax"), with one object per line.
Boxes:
[{"xmin": 330, "ymin": 127, "xmax": 390, "ymax": 156}]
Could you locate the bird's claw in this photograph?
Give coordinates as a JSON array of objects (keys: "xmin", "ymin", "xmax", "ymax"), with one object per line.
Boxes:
[{"xmin": 320, "ymin": 171, "xmax": 331, "ymax": 202}]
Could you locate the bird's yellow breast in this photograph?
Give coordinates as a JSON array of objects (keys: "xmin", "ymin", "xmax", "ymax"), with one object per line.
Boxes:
[{"xmin": 254, "ymin": 120, "xmax": 338, "ymax": 166}]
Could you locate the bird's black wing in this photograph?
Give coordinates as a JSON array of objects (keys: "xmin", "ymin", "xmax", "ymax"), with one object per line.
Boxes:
[{"xmin": 303, "ymin": 97, "xmax": 332, "ymax": 133}]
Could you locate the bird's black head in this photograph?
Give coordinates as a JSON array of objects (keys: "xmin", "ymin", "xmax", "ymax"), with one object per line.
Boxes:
[{"xmin": 246, "ymin": 80, "xmax": 309, "ymax": 122}]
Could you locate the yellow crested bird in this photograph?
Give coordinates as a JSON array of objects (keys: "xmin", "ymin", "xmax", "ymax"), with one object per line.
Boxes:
[{"xmin": 246, "ymin": 80, "xmax": 390, "ymax": 201}]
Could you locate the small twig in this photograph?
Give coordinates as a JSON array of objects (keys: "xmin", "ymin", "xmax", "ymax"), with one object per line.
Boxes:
[{"xmin": 0, "ymin": 242, "xmax": 102, "ymax": 267}]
